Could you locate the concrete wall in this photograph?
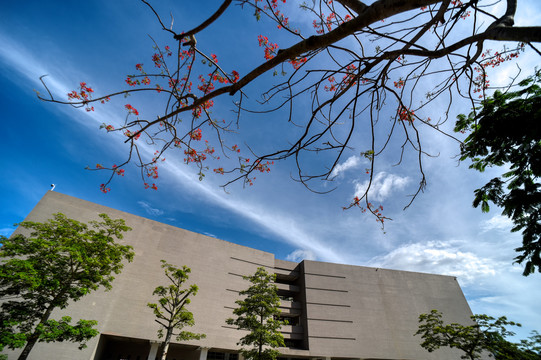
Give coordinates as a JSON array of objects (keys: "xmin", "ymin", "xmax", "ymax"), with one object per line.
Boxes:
[
  {"xmin": 2, "ymin": 191, "xmax": 477, "ymax": 360},
  {"xmin": 301, "ymin": 260, "xmax": 474, "ymax": 359}
]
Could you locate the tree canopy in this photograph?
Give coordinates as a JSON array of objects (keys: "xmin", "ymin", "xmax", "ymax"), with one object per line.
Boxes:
[
  {"xmin": 147, "ymin": 260, "xmax": 205, "ymax": 360},
  {"xmin": 455, "ymin": 70, "xmax": 541, "ymax": 275},
  {"xmin": 415, "ymin": 309, "xmax": 541, "ymax": 360},
  {"xmin": 226, "ymin": 267, "xmax": 286, "ymax": 360},
  {"xmin": 0, "ymin": 213, "xmax": 134, "ymax": 360},
  {"xmin": 37, "ymin": 0, "xmax": 540, "ymax": 225}
]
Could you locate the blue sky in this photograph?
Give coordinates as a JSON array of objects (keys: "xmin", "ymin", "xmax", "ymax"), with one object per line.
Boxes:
[{"xmin": 1, "ymin": 0, "xmax": 540, "ymax": 340}]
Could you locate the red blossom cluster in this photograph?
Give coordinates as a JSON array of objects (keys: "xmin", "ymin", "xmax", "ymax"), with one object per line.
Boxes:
[
  {"xmin": 471, "ymin": 44, "xmax": 524, "ymax": 96},
  {"xmin": 100, "ymin": 184, "xmax": 111, "ymax": 193},
  {"xmin": 393, "ymin": 79, "xmax": 405, "ymax": 89},
  {"xmin": 112, "ymin": 164, "xmax": 125, "ymax": 176},
  {"xmin": 324, "ymin": 76, "xmax": 337, "ymax": 92},
  {"xmin": 184, "ymin": 148, "xmax": 206, "ymax": 163},
  {"xmin": 178, "ymin": 48, "xmax": 193, "ymax": 61},
  {"xmin": 289, "ymin": 57, "xmax": 307, "ymax": 70},
  {"xmin": 123, "ymin": 129, "xmax": 141, "ymax": 140},
  {"xmin": 146, "ymin": 165, "xmax": 159, "ymax": 179},
  {"xmin": 190, "ymin": 128, "xmax": 202, "ymax": 141},
  {"xmin": 324, "ymin": 64, "xmax": 359, "ymax": 93},
  {"xmin": 253, "ymin": 159, "xmax": 274, "ymax": 173},
  {"xmin": 124, "ymin": 104, "xmax": 139, "ymax": 116},
  {"xmin": 197, "ymin": 75, "xmax": 216, "ymax": 94},
  {"xmin": 152, "ymin": 53, "xmax": 163, "ymax": 68},
  {"xmin": 257, "ymin": 35, "xmax": 279, "ymax": 60},
  {"xmin": 343, "ymin": 64, "xmax": 358, "ymax": 87},
  {"xmin": 312, "ymin": 10, "xmax": 352, "ymax": 34},
  {"xmin": 184, "ymin": 141, "xmax": 216, "ymax": 164},
  {"xmin": 480, "ymin": 45, "xmax": 524, "ymax": 69},
  {"xmin": 345, "ymin": 198, "xmax": 386, "ymax": 224},
  {"xmin": 67, "ymin": 82, "xmax": 95, "ymax": 111},
  {"xmin": 164, "ymin": 45, "xmax": 172, "ymax": 57},
  {"xmin": 398, "ymin": 106, "xmax": 414, "ymax": 123},
  {"xmin": 192, "ymin": 100, "xmax": 213, "ymax": 119},
  {"xmin": 144, "ymin": 182, "xmax": 158, "ymax": 190},
  {"xmin": 126, "ymin": 77, "xmax": 139, "ymax": 86}
]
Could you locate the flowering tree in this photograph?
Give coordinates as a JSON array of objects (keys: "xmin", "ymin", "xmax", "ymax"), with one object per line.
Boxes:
[{"xmin": 37, "ymin": 0, "xmax": 540, "ymax": 224}]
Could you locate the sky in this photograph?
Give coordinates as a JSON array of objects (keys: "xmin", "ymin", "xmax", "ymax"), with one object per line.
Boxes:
[{"xmin": 1, "ymin": 0, "xmax": 540, "ymax": 341}]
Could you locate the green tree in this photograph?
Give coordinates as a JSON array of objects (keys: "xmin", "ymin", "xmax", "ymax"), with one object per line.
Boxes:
[
  {"xmin": 415, "ymin": 309, "xmax": 541, "ymax": 360},
  {"xmin": 455, "ymin": 70, "xmax": 541, "ymax": 276},
  {"xmin": 226, "ymin": 267, "xmax": 286, "ymax": 360},
  {"xmin": 147, "ymin": 260, "xmax": 205, "ymax": 360},
  {"xmin": 0, "ymin": 213, "xmax": 134, "ymax": 360}
]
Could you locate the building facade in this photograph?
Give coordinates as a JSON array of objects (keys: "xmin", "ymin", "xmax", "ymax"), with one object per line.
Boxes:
[{"xmin": 4, "ymin": 191, "xmax": 475, "ymax": 360}]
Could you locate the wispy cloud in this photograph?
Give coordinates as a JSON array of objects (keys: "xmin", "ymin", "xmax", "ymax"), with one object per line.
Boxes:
[
  {"xmin": 353, "ymin": 172, "xmax": 410, "ymax": 202},
  {"xmin": 137, "ymin": 201, "xmax": 164, "ymax": 216},
  {"xmin": 161, "ymin": 159, "xmax": 348, "ymax": 263},
  {"xmin": 330, "ymin": 155, "xmax": 362, "ymax": 178},
  {"xmin": 0, "ymin": 29, "xmax": 350, "ymax": 265},
  {"xmin": 286, "ymin": 249, "xmax": 317, "ymax": 262}
]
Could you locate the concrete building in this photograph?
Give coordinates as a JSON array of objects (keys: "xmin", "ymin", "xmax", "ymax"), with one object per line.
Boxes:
[{"xmin": 4, "ymin": 191, "xmax": 475, "ymax": 360}]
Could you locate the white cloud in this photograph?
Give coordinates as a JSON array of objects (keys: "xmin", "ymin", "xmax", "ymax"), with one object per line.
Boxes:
[
  {"xmin": 481, "ymin": 215, "xmax": 513, "ymax": 233},
  {"xmin": 286, "ymin": 249, "xmax": 317, "ymax": 262},
  {"xmin": 353, "ymin": 172, "xmax": 410, "ymax": 202},
  {"xmin": 367, "ymin": 240, "xmax": 498, "ymax": 285},
  {"xmin": 137, "ymin": 201, "xmax": 164, "ymax": 216},
  {"xmin": 330, "ymin": 155, "xmax": 362, "ymax": 178}
]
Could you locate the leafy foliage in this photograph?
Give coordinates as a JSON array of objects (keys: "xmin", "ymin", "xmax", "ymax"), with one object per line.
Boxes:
[
  {"xmin": 455, "ymin": 70, "xmax": 541, "ymax": 275},
  {"xmin": 147, "ymin": 260, "xmax": 205, "ymax": 360},
  {"xmin": 415, "ymin": 310, "xmax": 541, "ymax": 360},
  {"xmin": 226, "ymin": 267, "xmax": 286, "ymax": 360},
  {"xmin": 0, "ymin": 213, "xmax": 134, "ymax": 360}
]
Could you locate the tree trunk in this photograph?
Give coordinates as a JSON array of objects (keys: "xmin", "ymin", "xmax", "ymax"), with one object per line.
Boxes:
[
  {"xmin": 157, "ymin": 327, "xmax": 174, "ymax": 360},
  {"xmin": 17, "ymin": 304, "xmax": 57, "ymax": 360},
  {"xmin": 258, "ymin": 314, "xmax": 263, "ymax": 360},
  {"xmin": 17, "ymin": 334, "xmax": 39, "ymax": 360}
]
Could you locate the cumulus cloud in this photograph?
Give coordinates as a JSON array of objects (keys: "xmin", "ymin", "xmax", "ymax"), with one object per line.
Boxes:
[
  {"xmin": 481, "ymin": 215, "xmax": 513, "ymax": 233},
  {"xmin": 353, "ymin": 172, "xmax": 410, "ymax": 201},
  {"xmin": 330, "ymin": 155, "xmax": 362, "ymax": 178},
  {"xmin": 286, "ymin": 249, "xmax": 317, "ymax": 262},
  {"xmin": 367, "ymin": 240, "xmax": 498, "ymax": 285},
  {"xmin": 137, "ymin": 201, "xmax": 164, "ymax": 216}
]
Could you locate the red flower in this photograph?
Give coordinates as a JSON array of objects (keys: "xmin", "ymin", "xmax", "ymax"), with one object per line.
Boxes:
[{"xmin": 125, "ymin": 104, "xmax": 139, "ymax": 116}]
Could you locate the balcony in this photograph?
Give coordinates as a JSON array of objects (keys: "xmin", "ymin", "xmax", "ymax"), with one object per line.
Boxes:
[
  {"xmin": 280, "ymin": 325, "xmax": 304, "ymax": 340},
  {"xmin": 276, "ymin": 282, "xmax": 300, "ymax": 294},
  {"xmin": 278, "ymin": 300, "xmax": 302, "ymax": 316}
]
